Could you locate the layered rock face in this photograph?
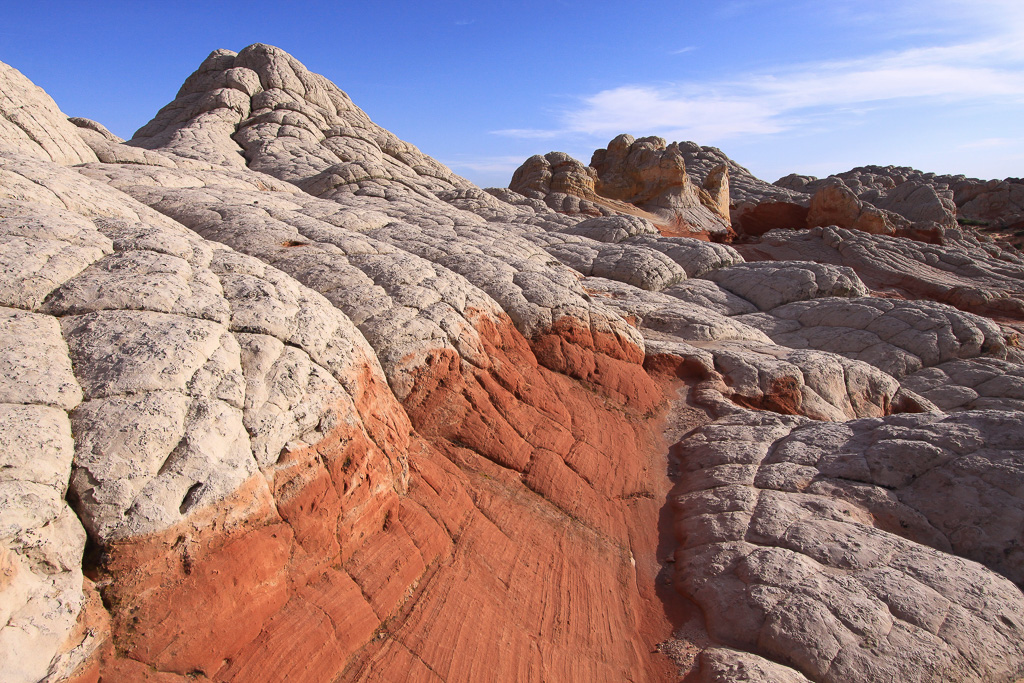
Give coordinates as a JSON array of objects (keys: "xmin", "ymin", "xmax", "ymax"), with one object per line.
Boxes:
[
  {"xmin": 778, "ymin": 165, "xmax": 1024, "ymax": 234},
  {"xmin": 1, "ymin": 44, "xmax": 1024, "ymax": 683},
  {"xmin": 670, "ymin": 145, "xmax": 1022, "ymax": 245},
  {"xmin": 509, "ymin": 136, "xmax": 732, "ymax": 241},
  {"xmin": 509, "ymin": 138, "xmax": 1010, "ymax": 244}
]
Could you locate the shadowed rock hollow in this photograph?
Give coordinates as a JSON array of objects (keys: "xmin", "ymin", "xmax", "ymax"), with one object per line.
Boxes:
[{"xmin": 1, "ymin": 44, "xmax": 1023, "ymax": 683}]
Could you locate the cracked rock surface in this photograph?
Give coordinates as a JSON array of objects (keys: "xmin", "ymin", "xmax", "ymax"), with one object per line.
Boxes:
[
  {"xmin": 670, "ymin": 410, "xmax": 1024, "ymax": 682},
  {"xmin": 1, "ymin": 44, "xmax": 1023, "ymax": 683}
]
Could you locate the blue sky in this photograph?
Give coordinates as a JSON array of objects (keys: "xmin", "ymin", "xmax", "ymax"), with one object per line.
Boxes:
[{"xmin": 3, "ymin": 0, "xmax": 1022, "ymax": 187}]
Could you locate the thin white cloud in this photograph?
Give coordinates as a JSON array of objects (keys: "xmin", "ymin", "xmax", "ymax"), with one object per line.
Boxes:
[
  {"xmin": 489, "ymin": 128, "xmax": 563, "ymax": 139},
  {"xmin": 668, "ymin": 46, "xmax": 697, "ymax": 55},
  {"xmin": 958, "ymin": 137, "xmax": 1024, "ymax": 150},
  {"xmin": 495, "ymin": 3, "xmax": 1024, "ymax": 146},
  {"xmin": 444, "ymin": 155, "xmax": 529, "ymax": 173},
  {"xmin": 816, "ymin": 0, "xmax": 1024, "ymax": 40}
]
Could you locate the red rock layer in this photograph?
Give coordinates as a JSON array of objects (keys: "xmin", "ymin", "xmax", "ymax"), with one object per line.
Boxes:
[
  {"xmin": 656, "ymin": 218, "xmax": 714, "ymax": 242},
  {"xmin": 79, "ymin": 313, "xmax": 683, "ymax": 682}
]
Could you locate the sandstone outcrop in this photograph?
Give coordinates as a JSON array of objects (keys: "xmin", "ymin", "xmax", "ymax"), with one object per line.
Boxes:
[
  {"xmin": 774, "ymin": 164, "xmax": 1024, "ymax": 247},
  {"xmin": 704, "ymin": 261, "xmax": 869, "ymax": 312},
  {"xmin": 663, "ymin": 148, "xmax": 1023, "ymax": 246},
  {"xmin": 676, "ymin": 142, "xmax": 811, "ymax": 236},
  {"xmin": 507, "ymin": 151, "xmax": 609, "ymax": 216},
  {"xmin": 901, "ymin": 357, "xmax": 1024, "ymax": 412},
  {"xmin": 739, "ymin": 225, "xmax": 1024, "ymax": 319},
  {"xmin": 956, "ymin": 177, "xmax": 1024, "ymax": 234},
  {"xmin": 509, "ymin": 136, "xmax": 733, "ymax": 241},
  {"xmin": 805, "ymin": 179, "xmax": 905, "ymax": 236},
  {"xmin": 667, "ymin": 410, "xmax": 1024, "ymax": 682},
  {"xmin": 591, "ymin": 135, "xmax": 732, "ymax": 238},
  {"xmin": 2, "ymin": 44, "xmax": 1023, "ymax": 683},
  {"xmin": 735, "ymin": 296, "xmax": 1014, "ymax": 378},
  {"xmin": 781, "ymin": 164, "xmax": 1022, "ymax": 229},
  {"xmin": 0, "ymin": 64, "xmax": 98, "ymax": 166}
]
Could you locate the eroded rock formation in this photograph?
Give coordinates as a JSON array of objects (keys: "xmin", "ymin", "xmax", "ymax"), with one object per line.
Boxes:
[
  {"xmin": 2, "ymin": 44, "xmax": 1023, "ymax": 683},
  {"xmin": 510, "ymin": 136, "xmax": 733, "ymax": 241}
]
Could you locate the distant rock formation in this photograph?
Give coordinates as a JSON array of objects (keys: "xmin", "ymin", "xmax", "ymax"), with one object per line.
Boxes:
[
  {"xmin": 2, "ymin": 44, "xmax": 1024, "ymax": 683},
  {"xmin": 508, "ymin": 151, "xmax": 606, "ymax": 215},
  {"xmin": 510, "ymin": 135, "xmax": 733, "ymax": 241},
  {"xmin": 775, "ymin": 165, "xmax": 1024, "ymax": 245},
  {"xmin": 667, "ymin": 147, "xmax": 1023, "ymax": 245},
  {"xmin": 805, "ymin": 178, "xmax": 907, "ymax": 236}
]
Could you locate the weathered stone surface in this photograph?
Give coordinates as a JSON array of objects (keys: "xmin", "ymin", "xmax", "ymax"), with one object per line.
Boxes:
[
  {"xmin": 866, "ymin": 180, "xmax": 957, "ymax": 229},
  {"xmin": 591, "ymin": 134, "xmax": 733, "ymax": 239},
  {"xmin": 736, "ymin": 296, "xmax": 1012, "ymax": 378},
  {"xmin": 735, "ymin": 201, "xmax": 811, "ymax": 237},
  {"xmin": 677, "ymin": 141, "xmax": 807, "ymax": 208},
  {"xmin": 507, "ymin": 137, "xmax": 733, "ymax": 240},
  {"xmin": 0, "ymin": 308, "xmax": 83, "ymax": 409},
  {"xmin": 701, "ymin": 163, "xmax": 731, "ymax": 221},
  {"xmin": 661, "ymin": 278, "xmax": 759, "ymax": 316},
  {"xmin": 761, "ymin": 410, "xmax": 1024, "ymax": 586},
  {"xmin": 3, "ymin": 45, "xmax": 1024, "ymax": 683},
  {"xmin": 0, "ymin": 63, "xmax": 97, "ymax": 165},
  {"xmin": 508, "ymin": 151, "xmax": 608, "ymax": 216},
  {"xmin": 44, "ymin": 249, "xmax": 230, "ymax": 323},
  {"xmin": 582, "ymin": 276, "xmax": 771, "ymax": 345},
  {"xmin": 704, "ymin": 261, "xmax": 868, "ymax": 312},
  {"xmin": 957, "ymin": 177, "xmax": 1024, "ymax": 232},
  {"xmin": 694, "ymin": 648, "xmax": 812, "ymax": 683},
  {"xmin": 0, "ymin": 202, "xmax": 113, "ymax": 310},
  {"xmin": 784, "ymin": 167, "xmax": 958, "ymax": 233},
  {"xmin": 688, "ymin": 152, "xmax": 1022, "ymax": 246},
  {"xmin": 622, "ymin": 234, "xmax": 744, "ymax": 277},
  {"xmin": 0, "ymin": 402, "xmax": 87, "ymax": 683},
  {"xmin": 775, "ymin": 173, "xmax": 816, "ymax": 193},
  {"xmin": 773, "ymin": 164, "xmax": 1024, "ymax": 247},
  {"xmin": 525, "ymin": 230, "xmax": 688, "ymax": 291},
  {"xmin": 740, "ymin": 225, "xmax": 1024, "ymax": 320},
  {"xmin": 806, "ymin": 179, "xmax": 905, "ymax": 236},
  {"xmin": 901, "ymin": 357, "xmax": 1024, "ymax": 412},
  {"xmin": 0, "ymin": 150, "xmax": 182, "ymax": 224},
  {"xmin": 1, "ymin": 51, "xmax": 685, "ymax": 683},
  {"xmin": 68, "ymin": 117, "xmax": 122, "ymax": 142},
  {"xmin": 585, "ymin": 278, "xmax": 900, "ymax": 420},
  {"xmin": 76, "ymin": 162, "xmax": 509, "ymax": 397},
  {"xmin": 559, "ymin": 213, "xmax": 659, "ymax": 243},
  {"xmin": 787, "ymin": 164, "xmax": 1021, "ymax": 234},
  {"xmin": 677, "ymin": 141, "xmax": 811, "ymax": 236},
  {"xmin": 672, "ymin": 410, "xmax": 1024, "ymax": 682},
  {"xmin": 700, "ymin": 340, "xmax": 901, "ymax": 421},
  {"xmin": 0, "ymin": 128, "xmax": 411, "ymax": 679}
]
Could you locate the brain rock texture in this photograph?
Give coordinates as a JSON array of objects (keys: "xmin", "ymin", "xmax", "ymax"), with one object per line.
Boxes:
[{"xmin": 1, "ymin": 44, "xmax": 1023, "ymax": 683}]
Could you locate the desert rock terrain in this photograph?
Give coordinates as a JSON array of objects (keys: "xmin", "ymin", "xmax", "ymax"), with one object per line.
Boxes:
[{"xmin": 1, "ymin": 45, "xmax": 1023, "ymax": 682}]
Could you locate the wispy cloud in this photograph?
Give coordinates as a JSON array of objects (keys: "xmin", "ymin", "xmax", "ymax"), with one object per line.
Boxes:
[
  {"xmin": 958, "ymin": 137, "xmax": 1024, "ymax": 150},
  {"xmin": 444, "ymin": 155, "xmax": 529, "ymax": 174},
  {"xmin": 668, "ymin": 46, "xmax": 697, "ymax": 55},
  {"xmin": 495, "ymin": 2, "xmax": 1024, "ymax": 146},
  {"xmin": 488, "ymin": 128, "xmax": 563, "ymax": 139}
]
